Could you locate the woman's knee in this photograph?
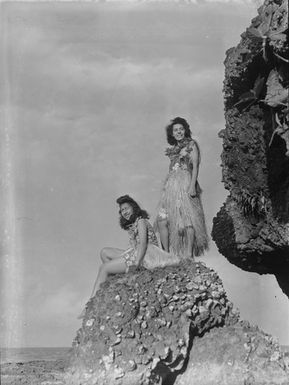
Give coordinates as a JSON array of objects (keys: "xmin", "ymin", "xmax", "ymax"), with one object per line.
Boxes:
[
  {"xmin": 99, "ymin": 262, "xmax": 108, "ymax": 275},
  {"xmin": 186, "ymin": 226, "xmax": 195, "ymax": 238},
  {"xmin": 100, "ymin": 248, "xmax": 110, "ymax": 263},
  {"xmin": 157, "ymin": 217, "xmax": 168, "ymax": 229}
]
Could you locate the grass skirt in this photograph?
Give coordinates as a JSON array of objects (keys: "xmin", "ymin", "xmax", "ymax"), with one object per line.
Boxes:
[
  {"xmin": 121, "ymin": 244, "xmax": 180, "ymax": 271},
  {"xmin": 143, "ymin": 244, "xmax": 180, "ymax": 269},
  {"xmin": 156, "ymin": 168, "xmax": 209, "ymax": 258}
]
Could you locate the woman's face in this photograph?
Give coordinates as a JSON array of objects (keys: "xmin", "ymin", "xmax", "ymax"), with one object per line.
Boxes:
[
  {"xmin": 172, "ymin": 123, "xmax": 185, "ymax": 142},
  {"xmin": 120, "ymin": 203, "xmax": 134, "ymax": 220}
]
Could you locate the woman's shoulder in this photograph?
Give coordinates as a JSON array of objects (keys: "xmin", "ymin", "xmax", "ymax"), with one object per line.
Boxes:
[
  {"xmin": 187, "ymin": 138, "xmax": 198, "ymax": 148},
  {"xmin": 135, "ymin": 217, "xmax": 148, "ymax": 227},
  {"xmin": 186, "ymin": 139, "xmax": 200, "ymax": 153},
  {"xmin": 135, "ymin": 218, "xmax": 150, "ymax": 235}
]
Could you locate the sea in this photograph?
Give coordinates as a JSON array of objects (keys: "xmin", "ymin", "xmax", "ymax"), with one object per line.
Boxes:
[
  {"xmin": 1, "ymin": 346, "xmax": 288, "ymax": 364},
  {"xmin": 0, "ymin": 347, "xmax": 71, "ymax": 364}
]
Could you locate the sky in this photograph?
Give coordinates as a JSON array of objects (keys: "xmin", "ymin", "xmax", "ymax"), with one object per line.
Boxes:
[{"xmin": 1, "ymin": 0, "xmax": 288, "ymax": 348}]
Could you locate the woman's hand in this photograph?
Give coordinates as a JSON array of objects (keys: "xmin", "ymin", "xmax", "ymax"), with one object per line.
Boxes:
[
  {"xmin": 188, "ymin": 184, "xmax": 197, "ymax": 198},
  {"xmin": 135, "ymin": 258, "xmax": 143, "ymax": 268},
  {"xmin": 129, "ymin": 265, "xmax": 140, "ymax": 273}
]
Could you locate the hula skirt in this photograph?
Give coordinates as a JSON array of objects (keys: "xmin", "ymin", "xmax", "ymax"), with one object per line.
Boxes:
[{"xmin": 156, "ymin": 167, "xmax": 209, "ymax": 258}]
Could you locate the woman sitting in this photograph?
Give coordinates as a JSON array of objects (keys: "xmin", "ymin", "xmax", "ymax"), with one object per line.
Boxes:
[{"xmin": 80, "ymin": 194, "xmax": 179, "ymax": 314}]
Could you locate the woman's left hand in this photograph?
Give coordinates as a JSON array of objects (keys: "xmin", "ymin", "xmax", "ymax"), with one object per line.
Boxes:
[
  {"xmin": 188, "ymin": 185, "xmax": 197, "ymax": 198},
  {"xmin": 135, "ymin": 259, "xmax": 143, "ymax": 268},
  {"xmin": 129, "ymin": 265, "xmax": 140, "ymax": 273}
]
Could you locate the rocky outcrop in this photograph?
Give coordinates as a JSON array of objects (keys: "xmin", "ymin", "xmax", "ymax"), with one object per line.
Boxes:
[
  {"xmin": 175, "ymin": 322, "xmax": 289, "ymax": 385},
  {"xmin": 1, "ymin": 360, "xmax": 67, "ymax": 385},
  {"xmin": 212, "ymin": 0, "xmax": 289, "ymax": 297},
  {"xmin": 65, "ymin": 261, "xmax": 289, "ymax": 384}
]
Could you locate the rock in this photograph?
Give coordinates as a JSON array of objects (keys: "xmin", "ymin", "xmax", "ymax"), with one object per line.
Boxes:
[
  {"xmin": 174, "ymin": 324, "xmax": 289, "ymax": 385},
  {"xmin": 64, "ymin": 260, "xmax": 289, "ymax": 384},
  {"xmin": 0, "ymin": 360, "xmax": 67, "ymax": 385},
  {"xmin": 212, "ymin": 0, "xmax": 289, "ymax": 297},
  {"xmin": 65, "ymin": 260, "xmax": 238, "ymax": 384}
]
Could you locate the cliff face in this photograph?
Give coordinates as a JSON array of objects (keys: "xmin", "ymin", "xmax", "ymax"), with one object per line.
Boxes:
[
  {"xmin": 211, "ymin": 0, "xmax": 289, "ymax": 297},
  {"xmin": 65, "ymin": 261, "xmax": 289, "ymax": 385}
]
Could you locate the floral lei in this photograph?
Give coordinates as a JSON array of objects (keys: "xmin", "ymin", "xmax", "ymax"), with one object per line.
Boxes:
[{"xmin": 165, "ymin": 138, "xmax": 192, "ymax": 159}]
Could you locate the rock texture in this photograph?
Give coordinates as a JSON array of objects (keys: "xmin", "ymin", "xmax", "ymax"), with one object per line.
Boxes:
[
  {"xmin": 211, "ymin": 0, "xmax": 289, "ymax": 297},
  {"xmin": 175, "ymin": 323, "xmax": 289, "ymax": 385},
  {"xmin": 1, "ymin": 360, "xmax": 67, "ymax": 385},
  {"xmin": 65, "ymin": 261, "xmax": 289, "ymax": 384}
]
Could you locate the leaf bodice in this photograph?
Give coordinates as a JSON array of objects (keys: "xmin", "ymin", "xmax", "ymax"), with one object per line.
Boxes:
[
  {"xmin": 127, "ymin": 217, "xmax": 158, "ymax": 249},
  {"xmin": 165, "ymin": 139, "xmax": 197, "ymax": 172}
]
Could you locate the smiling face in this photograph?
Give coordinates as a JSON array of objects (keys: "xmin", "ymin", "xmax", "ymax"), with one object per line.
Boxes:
[
  {"xmin": 172, "ymin": 123, "xmax": 185, "ymax": 142},
  {"xmin": 120, "ymin": 202, "xmax": 134, "ymax": 221}
]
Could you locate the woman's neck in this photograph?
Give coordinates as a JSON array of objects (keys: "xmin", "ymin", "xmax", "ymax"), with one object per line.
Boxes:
[{"xmin": 176, "ymin": 137, "xmax": 190, "ymax": 147}]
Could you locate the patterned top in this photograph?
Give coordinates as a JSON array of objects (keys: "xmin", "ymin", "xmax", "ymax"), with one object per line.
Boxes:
[
  {"xmin": 165, "ymin": 139, "xmax": 197, "ymax": 172},
  {"xmin": 127, "ymin": 217, "xmax": 158, "ymax": 249}
]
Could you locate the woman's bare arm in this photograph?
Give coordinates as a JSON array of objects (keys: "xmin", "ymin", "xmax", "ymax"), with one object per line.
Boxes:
[
  {"xmin": 188, "ymin": 141, "xmax": 200, "ymax": 197},
  {"xmin": 135, "ymin": 218, "xmax": 148, "ymax": 267}
]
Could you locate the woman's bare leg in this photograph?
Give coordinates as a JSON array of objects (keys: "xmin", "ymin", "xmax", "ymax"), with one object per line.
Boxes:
[
  {"xmin": 186, "ymin": 226, "xmax": 195, "ymax": 260},
  {"xmin": 91, "ymin": 248, "xmax": 125, "ymax": 296},
  {"xmin": 78, "ymin": 248, "xmax": 125, "ymax": 319},
  {"xmin": 91, "ymin": 256, "xmax": 127, "ymax": 297},
  {"xmin": 100, "ymin": 247, "xmax": 125, "ymax": 263},
  {"xmin": 157, "ymin": 218, "xmax": 169, "ymax": 252}
]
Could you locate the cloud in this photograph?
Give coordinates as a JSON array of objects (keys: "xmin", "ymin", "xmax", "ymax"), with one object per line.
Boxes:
[
  {"xmin": 37, "ymin": 286, "xmax": 83, "ymax": 320},
  {"xmin": 6, "ymin": 1, "xmax": 289, "ymax": 350},
  {"xmin": 2, "ymin": 0, "xmax": 260, "ymax": 4},
  {"xmin": 3, "ymin": 0, "xmax": 256, "ymax": 130}
]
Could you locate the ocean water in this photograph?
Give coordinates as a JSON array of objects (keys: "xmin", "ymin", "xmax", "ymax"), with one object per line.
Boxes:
[
  {"xmin": 0, "ymin": 347, "xmax": 71, "ymax": 364},
  {"xmin": 1, "ymin": 346, "xmax": 288, "ymax": 364}
]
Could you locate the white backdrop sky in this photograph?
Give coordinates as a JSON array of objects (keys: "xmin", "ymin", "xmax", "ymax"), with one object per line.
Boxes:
[{"xmin": 1, "ymin": 0, "xmax": 288, "ymax": 348}]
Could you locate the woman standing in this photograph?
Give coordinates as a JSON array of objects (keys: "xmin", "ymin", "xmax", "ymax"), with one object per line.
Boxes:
[{"xmin": 156, "ymin": 117, "xmax": 209, "ymax": 259}]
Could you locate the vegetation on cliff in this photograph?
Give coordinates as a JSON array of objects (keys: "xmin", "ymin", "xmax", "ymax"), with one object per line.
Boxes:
[{"xmin": 212, "ymin": 0, "xmax": 289, "ymax": 297}]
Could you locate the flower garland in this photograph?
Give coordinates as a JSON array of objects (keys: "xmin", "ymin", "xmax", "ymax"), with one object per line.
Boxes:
[{"xmin": 165, "ymin": 138, "xmax": 192, "ymax": 160}]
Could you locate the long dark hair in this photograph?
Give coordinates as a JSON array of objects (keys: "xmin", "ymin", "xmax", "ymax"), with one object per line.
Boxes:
[
  {"xmin": 116, "ymin": 195, "xmax": 149, "ymax": 230},
  {"xmin": 166, "ymin": 117, "xmax": 192, "ymax": 146}
]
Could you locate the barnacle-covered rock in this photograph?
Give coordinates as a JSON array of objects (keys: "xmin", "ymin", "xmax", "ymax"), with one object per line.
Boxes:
[
  {"xmin": 65, "ymin": 260, "xmax": 238, "ymax": 385},
  {"xmin": 212, "ymin": 0, "xmax": 289, "ymax": 297},
  {"xmin": 64, "ymin": 260, "xmax": 289, "ymax": 384},
  {"xmin": 174, "ymin": 322, "xmax": 289, "ymax": 385}
]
